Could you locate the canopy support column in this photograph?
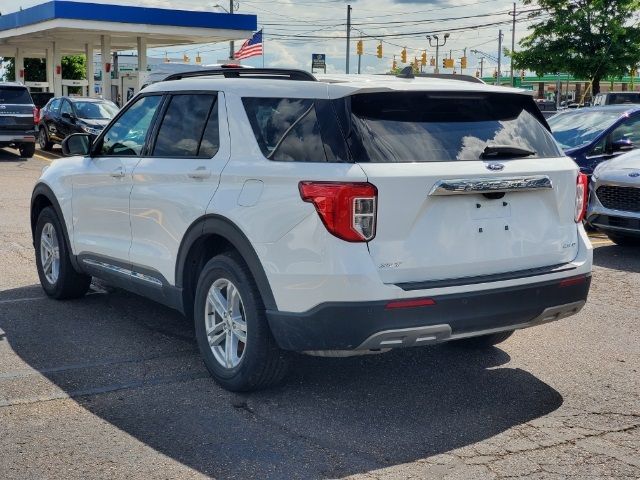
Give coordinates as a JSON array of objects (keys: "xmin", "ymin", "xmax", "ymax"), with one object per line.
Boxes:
[
  {"xmin": 85, "ymin": 43, "xmax": 95, "ymax": 97},
  {"xmin": 45, "ymin": 44, "xmax": 55, "ymax": 93},
  {"xmin": 15, "ymin": 47, "xmax": 24, "ymax": 83},
  {"xmin": 100, "ymin": 35, "xmax": 112, "ymax": 100},
  {"xmin": 53, "ymin": 43, "xmax": 63, "ymax": 96}
]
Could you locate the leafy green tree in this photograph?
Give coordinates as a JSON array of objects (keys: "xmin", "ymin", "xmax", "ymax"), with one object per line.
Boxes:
[
  {"xmin": 1, "ymin": 55, "xmax": 86, "ymax": 82},
  {"xmin": 512, "ymin": 0, "xmax": 640, "ymax": 94}
]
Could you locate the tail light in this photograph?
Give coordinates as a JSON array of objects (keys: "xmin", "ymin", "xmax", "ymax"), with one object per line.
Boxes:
[
  {"xmin": 299, "ymin": 181, "xmax": 377, "ymax": 242},
  {"xmin": 33, "ymin": 107, "xmax": 40, "ymax": 125},
  {"xmin": 575, "ymin": 173, "xmax": 588, "ymax": 222}
]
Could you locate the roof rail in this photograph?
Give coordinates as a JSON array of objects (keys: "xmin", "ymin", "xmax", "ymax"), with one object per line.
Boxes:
[{"xmin": 163, "ymin": 68, "xmax": 317, "ymax": 82}]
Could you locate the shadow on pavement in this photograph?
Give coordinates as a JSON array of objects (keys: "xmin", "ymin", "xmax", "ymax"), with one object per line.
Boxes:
[
  {"xmin": 0, "ymin": 148, "xmax": 27, "ymax": 161},
  {"xmin": 593, "ymin": 244, "xmax": 640, "ymax": 274},
  {"xmin": 0, "ymin": 284, "xmax": 563, "ymax": 479}
]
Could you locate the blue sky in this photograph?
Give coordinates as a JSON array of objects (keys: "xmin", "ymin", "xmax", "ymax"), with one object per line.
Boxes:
[{"xmin": 2, "ymin": 0, "xmax": 533, "ymax": 76}]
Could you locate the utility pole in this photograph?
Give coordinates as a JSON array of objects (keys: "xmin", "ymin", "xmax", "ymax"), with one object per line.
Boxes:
[
  {"xmin": 510, "ymin": 2, "xmax": 516, "ymax": 86},
  {"xmin": 497, "ymin": 29, "xmax": 503, "ymax": 86},
  {"xmin": 426, "ymin": 33, "xmax": 449, "ymax": 74},
  {"xmin": 229, "ymin": 0, "xmax": 234, "ymax": 61},
  {"xmin": 345, "ymin": 4, "xmax": 351, "ymax": 74},
  {"xmin": 463, "ymin": 47, "xmax": 467, "ymax": 74},
  {"xmin": 479, "ymin": 57, "xmax": 484, "ymax": 77}
]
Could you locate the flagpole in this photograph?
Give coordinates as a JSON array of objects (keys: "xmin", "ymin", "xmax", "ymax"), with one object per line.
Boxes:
[{"xmin": 262, "ymin": 27, "xmax": 265, "ymax": 68}]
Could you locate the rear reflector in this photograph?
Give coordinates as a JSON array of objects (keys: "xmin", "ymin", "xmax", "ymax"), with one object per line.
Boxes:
[
  {"xmin": 559, "ymin": 275, "xmax": 587, "ymax": 288},
  {"xmin": 385, "ymin": 298, "xmax": 436, "ymax": 309}
]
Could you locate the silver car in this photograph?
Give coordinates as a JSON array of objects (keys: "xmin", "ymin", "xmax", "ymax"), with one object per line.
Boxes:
[{"xmin": 588, "ymin": 149, "xmax": 640, "ymax": 246}]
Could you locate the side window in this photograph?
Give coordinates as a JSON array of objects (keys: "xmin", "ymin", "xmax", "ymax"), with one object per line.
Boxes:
[
  {"xmin": 97, "ymin": 95, "xmax": 162, "ymax": 157},
  {"xmin": 152, "ymin": 94, "xmax": 218, "ymax": 157},
  {"xmin": 49, "ymin": 98, "xmax": 62, "ymax": 113},
  {"xmin": 60, "ymin": 100, "xmax": 73, "ymax": 116},
  {"xmin": 589, "ymin": 137, "xmax": 607, "ymax": 156},
  {"xmin": 610, "ymin": 117, "xmax": 640, "ymax": 145},
  {"xmin": 242, "ymin": 98, "xmax": 328, "ymax": 162}
]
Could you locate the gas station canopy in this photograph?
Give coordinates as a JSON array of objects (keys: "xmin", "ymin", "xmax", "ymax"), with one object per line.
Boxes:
[{"xmin": 0, "ymin": 1, "xmax": 258, "ymax": 99}]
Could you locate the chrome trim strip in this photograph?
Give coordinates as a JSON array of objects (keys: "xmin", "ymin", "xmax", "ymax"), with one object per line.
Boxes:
[
  {"xmin": 82, "ymin": 258, "xmax": 163, "ymax": 287},
  {"xmin": 429, "ymin": 175, "xmax": 553, "ymax": 196}
]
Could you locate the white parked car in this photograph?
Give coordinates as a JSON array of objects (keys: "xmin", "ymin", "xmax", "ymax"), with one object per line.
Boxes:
[
  {"xmin": 30, "ymin": 68, "xmax": 593, "ymax": 391},
  {"xmin": 588, "ymin": 149, "xmax": 640, "ymax": 245}
]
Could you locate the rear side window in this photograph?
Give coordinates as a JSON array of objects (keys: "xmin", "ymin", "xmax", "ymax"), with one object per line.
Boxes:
[
  {"xmin": 49, "ymin": 98, "xmax": 62, "ymax": 112},
  {"xmin": 152, "ymin": 94, "xmax": 219, "ymax": 158},
  {"xmin": 333, "ymin": 92, "xmax": 562, "ymax": 162},
  {"xmin": 0, "ymin": 86, "xmax": 32, "ymax": 105},
  {"xmin": 242, "ymin": 97, "xmax": 349, "ymax": 162}
]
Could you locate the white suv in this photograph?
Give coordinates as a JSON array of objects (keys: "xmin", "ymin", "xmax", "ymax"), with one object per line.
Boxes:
[{"xmin": 30, "ymin": 68, "xmax": 593, "ymax": 391}]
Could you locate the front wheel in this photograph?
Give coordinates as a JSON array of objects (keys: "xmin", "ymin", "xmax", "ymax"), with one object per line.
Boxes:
[
  {"xmin": 449, "ymin": 330, "xmax": 514, "ymax": 349},
  {"xmin": 194, "ymin": 253, "xmax": 289, "ymax": 392},
  {"xmin": 35, "ymin": 207, "xmax": 91, "ymax": 299},
  {"xmin": 19, "ymin": 143, "xmax": 35, "ymax": 158}
]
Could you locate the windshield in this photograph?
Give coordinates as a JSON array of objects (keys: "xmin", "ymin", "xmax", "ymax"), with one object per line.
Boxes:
[
  {"xmin": 0, "ymin": 86, "xmax": 32, "ymax": 104},
  {"xmin": 74, "ymin": 101, "xmax": 119, "ymax": 120},
  {"xmin": 548, "ymin": 110, "xmax": 621, "ymax": 149},
  {"xmin": 333, "ymin": 92, "xmax": 561, "ymax": 162}
]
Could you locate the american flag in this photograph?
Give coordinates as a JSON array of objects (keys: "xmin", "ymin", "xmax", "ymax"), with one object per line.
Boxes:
[{"xmin": 234, "ymin": 30, "xmax": 263, "ymax": 60}]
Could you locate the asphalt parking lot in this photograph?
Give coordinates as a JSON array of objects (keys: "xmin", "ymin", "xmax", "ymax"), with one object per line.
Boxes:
[{"xmin": 0, "ymin": 147, "xmax": 639, "ymax": 480}]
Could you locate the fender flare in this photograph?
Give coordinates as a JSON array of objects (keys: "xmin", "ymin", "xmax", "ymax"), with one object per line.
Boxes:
[
  {"xmin": 30, "ymin": 182, "xmax": 80, "ymax": 271},
  {"xmin": 175, "ymin": 215, "xmax": 277, "ymax": 311}
]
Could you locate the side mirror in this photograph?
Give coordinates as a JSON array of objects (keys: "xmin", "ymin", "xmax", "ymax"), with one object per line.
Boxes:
[
  {"xmin": 62, "ymin": 133, "xmax": 91, "ymax": 156},
  {"xmin": 611, "ymin": 138, "xmax": 634, "ymax": 153}
]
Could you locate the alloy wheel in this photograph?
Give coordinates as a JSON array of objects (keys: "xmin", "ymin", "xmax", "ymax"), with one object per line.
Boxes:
[
  {"xmin": 204, "ymin": 278, "xmax": 247, "ymax": 369},
  {"xmin": 40, "ymin": 222, "xmax": 60, "ymax": 284}
]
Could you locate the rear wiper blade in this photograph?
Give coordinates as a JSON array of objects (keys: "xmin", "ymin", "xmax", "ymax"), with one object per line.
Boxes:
[{"xmin": 480, "ymin": 144, "xmax": 536, "ymax": 159}]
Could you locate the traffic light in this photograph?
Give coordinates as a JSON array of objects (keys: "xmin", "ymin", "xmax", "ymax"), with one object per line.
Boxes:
[
  {"xmin": 183, "ymin": 54, "xmax": 190, "ymax": 63},
  {"xmin": 377, "ymin": 42, "xmax": 383, "ymax": 59},
  {"xmin": 195, "ymin": 53, "xmax": 202, "ymax": 64},
  {"xmin": 475, "ymin": 70, "xmax": 480, "ymax": 78},
  {"xmin": 421, "ymin": 51, "xmax": 427, "ymax": 66},
  {"xmin": 430, "ymin": 57, "xmax": 435, "ymax": 67},
  {"xmin": 401, "ymin": 48, "xmax": 407, "ymax": 63},
  {"xmin": 460, "ymin": 56, "xmax": 467, "ymax": 69},
  {"xmin": 493, "ymin": 70, "xmax": 498, "ymax": 79},
  {"xmin": 442, "ymin": 58, "xmax": 447, "ymax": 68},
  {"xmin": 356, "ymin": 40, "xmax": 363, "ymax": 56},
  {"xmin": 443, "ymin": 58, "xmax": 454, "ymax": 69},
  {"xmin": 520, "ymin": 69, "xmax": 525, "ymax": 81},
  {"xmin": 392, "ymin": 58, "xmax": 397, "ymax": 70}
]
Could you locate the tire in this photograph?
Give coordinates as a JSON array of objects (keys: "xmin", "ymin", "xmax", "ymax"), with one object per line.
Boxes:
[
  {"xmin": 38, "ymin": 127, "xmax": 53, "ymax": 151},
  {"xmin": 194, "ymin": 252, "xmax": 288, "ymax": 392},
  {"xmin": 35, "ymin": 206, "xmax": 91, "ymax": 299},
  {"xmin": 19, "ymin": 143, "xmax": 36, "ymax": 158},
  {"xmin": 607, "ymin": 234, "xmax": 640, "ymax": 247},
  {"xmin": 449, "ymin": 330, "xmax": 514, "ymax": 349}
]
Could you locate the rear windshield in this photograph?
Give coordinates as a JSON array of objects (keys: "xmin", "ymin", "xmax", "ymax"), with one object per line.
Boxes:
[
  {"xmin": 243, "ymin": 92, "xmax": 561, "ymax": 163},
  {"xmin": 0, "ymin": 86, "xmax": 33, "ymax": 105},
  {"xmin": 607, "ymin": 93, "xmax": 640, "ymax": 105}
]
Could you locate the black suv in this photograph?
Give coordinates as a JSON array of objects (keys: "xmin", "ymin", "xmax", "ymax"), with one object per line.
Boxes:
[
  {"xmin": 0, "ymin": 82, "xmax": 37, "ymax": 158},
  {"xmin": 38, "ymin": 96, "xmax": 119, "ymax": 151}
]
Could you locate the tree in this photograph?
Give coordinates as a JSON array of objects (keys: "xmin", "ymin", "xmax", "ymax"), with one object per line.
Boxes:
[
  {"xmin": 1, "ymin": 55, "xmax": 86, "ymax": 82},
  {"xmin": 512, "ymin": 0, "xmax": 640, "ymax": 95}
]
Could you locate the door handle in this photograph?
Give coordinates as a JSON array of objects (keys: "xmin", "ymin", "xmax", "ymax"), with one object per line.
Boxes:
[
  {"xmin": 188, "ymin": 166, "xmax": 211, "ymax": 179},
  {"xmin": 110, "ymin": 167, "xmax": 125, "ymax": 178}
]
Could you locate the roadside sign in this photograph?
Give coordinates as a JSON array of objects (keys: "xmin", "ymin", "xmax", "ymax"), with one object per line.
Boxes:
[{"xmin": 312, "ymin": 54, "xmax": 326, "ymax": 73}]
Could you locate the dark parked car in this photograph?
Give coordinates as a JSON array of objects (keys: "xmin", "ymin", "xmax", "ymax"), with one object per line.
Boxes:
[
  {"xmin": 38, "ymin": 96, "xmax": 119, "ymax": 151},
  {"xmin": 548, "ymin": 105, "xmax": 640, "ymax": 175},
  {"xmin": 0, "ymin": 82, "xmax": 37, "ymax": 158}
]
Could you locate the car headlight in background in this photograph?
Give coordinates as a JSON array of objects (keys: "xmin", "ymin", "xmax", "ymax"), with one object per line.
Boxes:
[{"xmin": 81, "ymin": 125, "xmax": 102, "ymax": 136}]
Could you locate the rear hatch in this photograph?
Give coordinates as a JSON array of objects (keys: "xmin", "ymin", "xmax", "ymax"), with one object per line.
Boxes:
[
  {"xmin": 0, "ymin": 86, "xmax": 35, "ymax": 131},
  {"xmin": 332, "ymin": 90, "xmax": 580, "ymax": 285}
]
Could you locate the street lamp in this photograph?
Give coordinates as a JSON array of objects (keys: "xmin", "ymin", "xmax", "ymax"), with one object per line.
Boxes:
[
  {"xmin": 426, "ymin": 33, "xmax": 449, "ymax": 74},
  {"xmin": 214, "ymin": 3, "xmax": 239, "ymax": 61}
]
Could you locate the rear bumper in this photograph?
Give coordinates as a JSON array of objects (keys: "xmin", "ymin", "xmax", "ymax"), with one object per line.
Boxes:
[
  {"xmin": 266, "ymin": 275, "xmax": 591, "ymax": 351},
  {"xmin": 0, "ymin": 131, "xmax": 36, "ymax": 144}
]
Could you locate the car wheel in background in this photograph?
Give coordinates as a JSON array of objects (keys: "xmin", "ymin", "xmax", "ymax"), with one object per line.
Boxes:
[
  {"xmin": 607, "ymin": 234, "xmax": 640, "ymax": 247},
  {"xmin": 194, "ymin": 252, "xmax": 289, "ymax": 392},
  {"xmin": 35, "ymin": 206, "xmax": 91, "ymax": 299},
  {"xmin": 38, "ymin": 127, "xmax": 53, "ymax": 151},
  {"xmin": 19, "ymin": 143, "xmax": 36, "ymax": 158}
]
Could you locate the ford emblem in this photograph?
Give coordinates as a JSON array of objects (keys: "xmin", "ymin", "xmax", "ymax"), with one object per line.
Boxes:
[
  {"xmin": 486, "ymin": 163, "xmax": 505, "ymax": 171},
  {"xmin": 629, "ymin": 172, "xmax": 640, "ymax": 178}
]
